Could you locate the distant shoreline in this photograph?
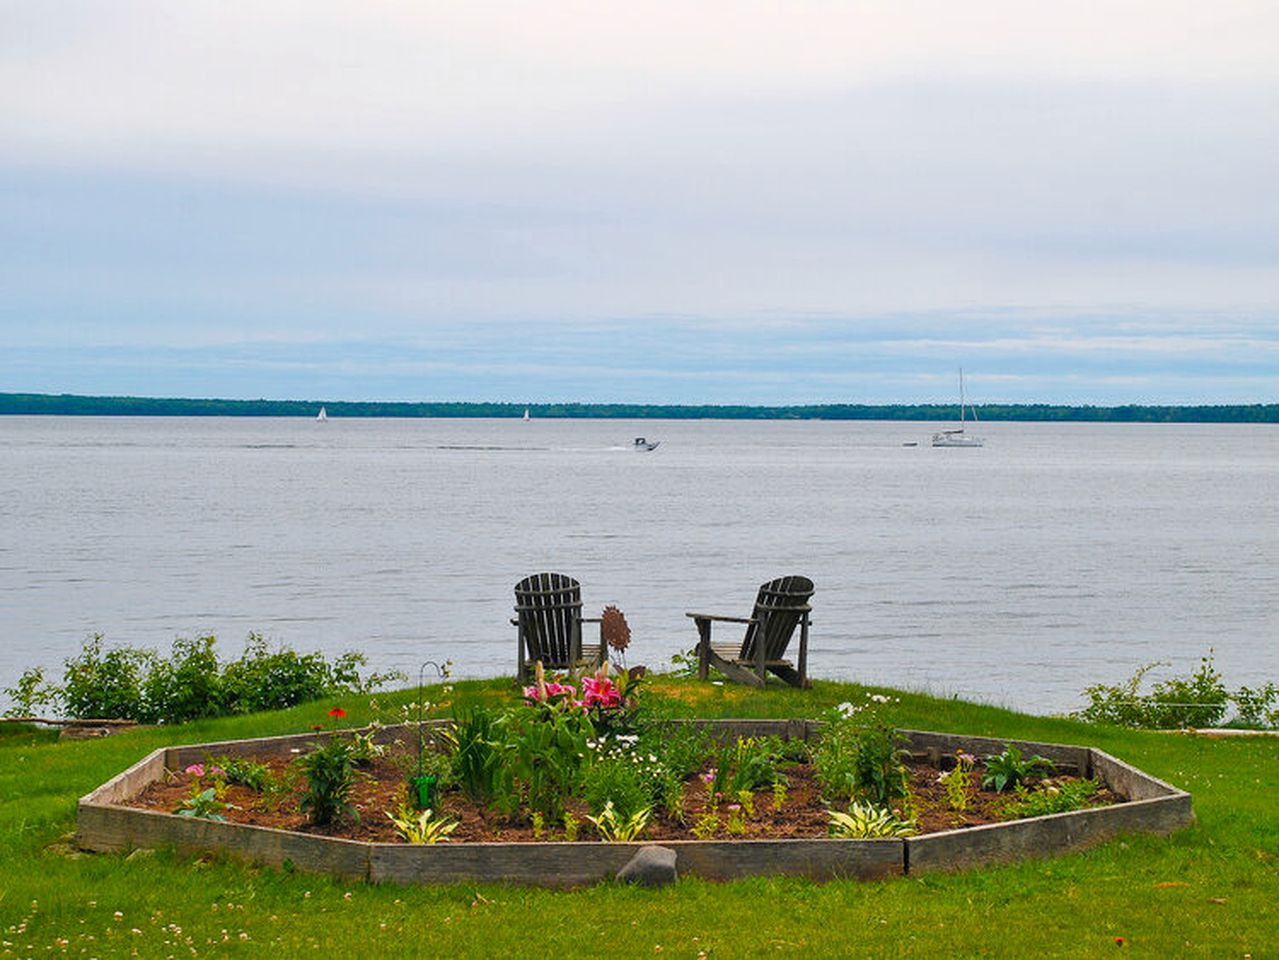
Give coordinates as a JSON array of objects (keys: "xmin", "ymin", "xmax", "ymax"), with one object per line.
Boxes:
[{"xmin": 1, "ymin": 392, "xmax": 1277, "ymax": 423}]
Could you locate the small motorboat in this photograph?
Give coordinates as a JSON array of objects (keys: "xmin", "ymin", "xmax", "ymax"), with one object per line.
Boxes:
[{"xmin": 633, "ymin": 437, "xmax": 660, "ymax": 451}]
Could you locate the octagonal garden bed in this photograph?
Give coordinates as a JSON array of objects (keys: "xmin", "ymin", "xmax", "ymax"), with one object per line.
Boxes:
[{"xmin": 77, "ymin": 720, "xmax": 1191, "ymax": 887}]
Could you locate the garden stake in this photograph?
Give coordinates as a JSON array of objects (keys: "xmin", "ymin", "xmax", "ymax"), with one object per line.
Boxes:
[{"xmin": 412, "ymin": 660, "xmax": 448, "ymax": 810}]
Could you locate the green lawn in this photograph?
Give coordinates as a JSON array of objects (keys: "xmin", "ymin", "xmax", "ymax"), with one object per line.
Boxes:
[{"xmin": 2, "ymin": 676, "xmax": 1275, "ymax": 958}]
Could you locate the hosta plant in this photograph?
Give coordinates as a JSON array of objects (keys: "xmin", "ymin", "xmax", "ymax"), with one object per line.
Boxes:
[
  {"xmin": 586, "ymin": 801, "xmax": 651, "ymax": 842},
  {"xmin": 827, "ymin": 801, "xmax": 917, "ymax": 839},
  {"xmin": 386, "ymin": 805, "xmax": 459, "ymax": 844}
]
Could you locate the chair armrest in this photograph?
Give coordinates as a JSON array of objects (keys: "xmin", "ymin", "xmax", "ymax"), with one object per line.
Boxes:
[
  {"xmin": 579, "ymin": 617, "xmax": 603, "ymax": 624},
  {"xmin": 684, "ymin": 613, "xmax": 756, "ymax": 624}
]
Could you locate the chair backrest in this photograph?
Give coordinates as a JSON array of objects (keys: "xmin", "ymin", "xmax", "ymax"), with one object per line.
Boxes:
[
  {"xmin": 739, "ymin": 575, "xmax": 814, "ymax": 661},
  {"xmin": 514, "ymin": 572, "xmax": 583, "ymax": 668}
]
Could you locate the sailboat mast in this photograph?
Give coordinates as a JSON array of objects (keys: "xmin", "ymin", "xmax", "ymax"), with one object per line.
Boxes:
[{"xmin": 958, "ymin": 368, "xmax": 965, "ymax": 427}]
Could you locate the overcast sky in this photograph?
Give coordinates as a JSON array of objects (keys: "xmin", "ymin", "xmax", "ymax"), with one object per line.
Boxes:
[{"xmin": 2, "ymin": 1, "xmax": 1277, "ymax": 404}]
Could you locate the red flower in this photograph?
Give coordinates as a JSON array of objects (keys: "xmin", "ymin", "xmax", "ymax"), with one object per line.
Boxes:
[
  {"xmin": 328, "ymin": 707, "xmax": 347, "ymax": 719},
  {"xmin": 1114, "ymin": 937, "xmax": 1125, "ymax": 947}
]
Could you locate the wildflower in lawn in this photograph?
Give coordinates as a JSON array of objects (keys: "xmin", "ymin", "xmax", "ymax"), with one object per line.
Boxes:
[{"xmin": 328, "ymin": 706, "xmax": 347, "ymax": 719}]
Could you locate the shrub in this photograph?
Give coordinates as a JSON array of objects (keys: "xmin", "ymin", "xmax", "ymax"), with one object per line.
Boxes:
[
  {"xmin": 1075, "ymin": 655, "xmax": 1230, "ymax": 729},
  {"xmin": 2, "ymin": 632, "xmax": 397, "ymax": 724},
  {"xmin": 1231, "ymin": 683, "xmax": 1279, "ymax": 729},
  {"xmin": 144, "ymin": 635, "xmax": 224, "ymax": 723},
  {"xmin": 60, "ymin": 635, "xmax": 152, "ymax": 721}
]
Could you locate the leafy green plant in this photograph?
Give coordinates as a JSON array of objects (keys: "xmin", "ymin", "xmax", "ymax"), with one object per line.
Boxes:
[
  {"xmin": 827, "ymin": 801, "xmax": 917, "ymax": 839},
  {"xmin": 1000, "ymin": 778, "xmax": 1099, "ymax": 820},
  {"xmin": 347, "ymin": 726, "xmax": 386, "ymax": 766},
  {"xmin": 813, "ymin": 701, "xmax": 908, "ymax": 806},
  {"xmin": 726, "ymin": 736, "xmax": 783, "ymax": 793},
  {"xmin": 562, "ymin": 812, "xmax": 580, "ymax": 842},
  {"xmin": 506, "ymin": 702, "xmax": 593, "ymax": 820},
  {"xmin": 297, "ymin": 737, "xmax": 358, "ymax": 826},
  {"xmin": 691, "ymin": 812, "xmax": 719, "ymax": 840},
  {"xmin": 209, "ymin": 754, "xmax": 273, "ymax": 794},
  {"xmin": 667, "ymin": 646, "xmax": 702, "ymax": 680},
  {"xmin": 940, "ymin": 750, "xmax": 976, "ymax": 812},
  {"xmin": 1, "ymin": 667, "xmax": 54, "ymax": 718},
  {"xmin": 583, "ymin": 757, "xmax": 654, "ymax": 821},
  {"xmin": 771, "ymin": 777, "xmax": 788, "ymax": 812},
  {"xmin": 735, "ymin": 789, "xmax": 756, "ymax": 819},
  {"xmin": 725, "ymin": 805, "xmax": 747, "ymax": 835},
  {"xmin": 174, "ymin": 785, "xmax": 237, "ymax": 822},
  {"xmin": 982, "ymin": 745, "xmax": 1054, "ymax": 793},
  {"xmin": 1230, "ymin": 683, "xmax": 1279, "ymax": 729},
  {"xmin": 586, "ymin": 801, "xmax": 651, "ymax": 842},
  {"xmin": 386, "ymin": 805, "xmax": 459, "ymax": 843},
  {"xmin": 446, "ymin": 706, "xmax": 510, "ymax": 808}
]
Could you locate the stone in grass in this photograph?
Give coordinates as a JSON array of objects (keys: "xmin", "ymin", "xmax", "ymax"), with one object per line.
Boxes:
[{"xmin": 616, "ymin": 845, "xmax": 678, "ymax": 887}]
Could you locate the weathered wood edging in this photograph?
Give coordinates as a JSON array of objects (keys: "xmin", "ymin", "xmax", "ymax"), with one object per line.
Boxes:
[{"xmin": 76, "ymin": 721, "xmax": 1193, "ymax": 887}]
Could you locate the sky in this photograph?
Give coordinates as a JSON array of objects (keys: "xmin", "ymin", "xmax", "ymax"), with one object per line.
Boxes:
[{"xmin": 2, "ymin": 1, "xmax": 1277, "ymax": 405}]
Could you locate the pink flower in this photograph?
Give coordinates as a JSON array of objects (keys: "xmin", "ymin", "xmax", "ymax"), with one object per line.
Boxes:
[
  {"xmin": 699, "ymin": 768, "xmax": 716, "ymax": 785},
  {"xmin": 581, "ymin": 676, "xmax": 621, "ymax": 708},
  {"xmin": 184, "ymin": 763, "xmax": 205, "ymax": 777}
]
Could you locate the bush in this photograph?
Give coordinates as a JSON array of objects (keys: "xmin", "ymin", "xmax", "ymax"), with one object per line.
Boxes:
[
  {"xmin": 3, "ymin": 632, "xmax": 399, "ymax": 724},
  {"xmin": 144, "ymin": 635, "xmax": 225, "ymax": 723},
  {"xmin": 60, "ymin": 635, "xmax": 152, "ymax": 721},
  {"xmin": 1076, "ymin": 655, "xmax": 1230, "ymax": 729}
]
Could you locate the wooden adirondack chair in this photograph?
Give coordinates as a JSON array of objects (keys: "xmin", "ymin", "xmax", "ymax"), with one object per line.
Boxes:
[
  {"xmin": 513, "ymin": 572, "xmax": 606, "ymax": 679},
  {"xmin": 686, "ymin": 575, "xmax": 814, "ymax": 688}
]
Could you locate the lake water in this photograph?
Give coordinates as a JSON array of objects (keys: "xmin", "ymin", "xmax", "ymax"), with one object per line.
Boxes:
[{"xmin": 2, "ymin": 416, "xmax": 1277, "ymax": 715}]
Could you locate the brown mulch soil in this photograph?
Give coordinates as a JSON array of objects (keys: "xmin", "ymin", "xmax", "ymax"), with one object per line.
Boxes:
[{"xmin": 127, "ymin": 745, "xmax": 1121, "ymax": 843}]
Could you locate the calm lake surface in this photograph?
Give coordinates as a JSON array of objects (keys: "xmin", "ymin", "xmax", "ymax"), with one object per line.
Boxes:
[{"xmin": 2, "ymin": 416, "xmax": 1277, "ymax": 715}]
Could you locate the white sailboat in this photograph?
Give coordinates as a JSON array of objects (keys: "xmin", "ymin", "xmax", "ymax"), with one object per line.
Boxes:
[
  {"xmin": 931, "ymin": 369, "xmax": 984, "ymax": 448},
  {"xmin": 522, "ymin": 407, "xmax": 531, "ymax": 422},
  {"xmin": 316, "ymin": 406, "xmax": 328, "ymax": 422}
]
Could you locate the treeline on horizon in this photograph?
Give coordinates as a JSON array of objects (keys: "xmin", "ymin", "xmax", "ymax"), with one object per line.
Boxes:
[{"xmin": 1, "ymin": 392, "xmax": 1277, "ymax": 423}]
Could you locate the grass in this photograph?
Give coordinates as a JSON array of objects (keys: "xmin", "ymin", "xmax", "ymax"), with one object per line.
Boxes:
[{"xmin": 2, "ymin": 675, "xmax": 1276, "ymax": 958}]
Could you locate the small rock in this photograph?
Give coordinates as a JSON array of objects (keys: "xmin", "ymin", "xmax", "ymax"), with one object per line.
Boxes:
[{"xmin": 616, "ymin": 845, "xmax": 677, "ymax": 887}]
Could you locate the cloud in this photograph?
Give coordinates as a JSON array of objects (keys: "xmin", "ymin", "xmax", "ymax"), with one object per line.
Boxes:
[{"xmin": 1, "ymin": 2, "xmax": 1277, "ymax": 402}]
